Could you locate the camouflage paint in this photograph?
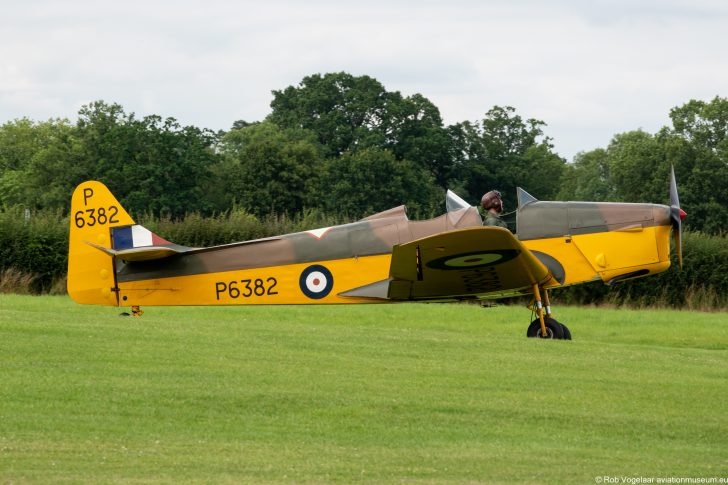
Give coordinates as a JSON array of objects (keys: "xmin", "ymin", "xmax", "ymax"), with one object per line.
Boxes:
[{"xmin": 115, "ymin": 206, "xmax": 483, "ymax": 283}]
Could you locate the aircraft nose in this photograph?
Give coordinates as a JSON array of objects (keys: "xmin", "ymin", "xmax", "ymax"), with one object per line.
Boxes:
[
  {"xmin": 653, "ymin": 204, "xmax": 672, "ymax": 226},
  {"xmin": 679, "ymin": 208, "xmax": 687, "ymax": 221}
]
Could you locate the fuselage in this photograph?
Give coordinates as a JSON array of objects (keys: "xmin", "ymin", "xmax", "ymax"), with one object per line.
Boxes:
[{"xmin": 114, "ymin": 201, "xmax": 673, "ymax": 306}]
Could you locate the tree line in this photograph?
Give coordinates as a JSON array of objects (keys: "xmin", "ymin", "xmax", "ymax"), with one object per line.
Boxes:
[{"xmin": 1, "ymin": 72, "xmax": 726, "ymax": 234}]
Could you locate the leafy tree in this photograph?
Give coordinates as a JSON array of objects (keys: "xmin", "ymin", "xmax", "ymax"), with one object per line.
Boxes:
[
  {"xmin": 670, "ymin": 97, "xmax": 728, "ymax": 148},
  {"xmin": 605, "ymin": 130, "xmax": 666, "ymax": 203},
  {"xmin": 74, "ymin": 101, "xmax": 220, "ymax": 217},
  {"xmin": 0, "ymin": 118, "xmax": 82, "ymax": 210},
  {"xmin": 218, "ymin": 121, "xmax": 323, "ymax": 217},
  {"xmin": 269, "ymin": 72, "xmax": 390, "ymax": 157},
  {"xmin": 0, "ymin": 118, "xmax": 45, "ymax": 172},
  {"xmin": 557, "ymin": 97, "xmax": 727, "ymax": 234},
  {"xmin": 268, "ymin": 72, "xmax": 453, "ymax": 185},
  {"xmin": 664, "ymin": 97, "xmax": 728, "ymax": 234},
  {"xmin": 557, "ymin": 148, "xmax": 613, "ymax": 201},
  {"xmin": 450, "ymin": 106, "xmax": 565, "ymax": 208},
  {"xmin": 313, "ymin": 147, "xmax": 440, "ymax": 219},
  {"xmin": 0, "ymin": 118, "xmax": 42, "ymax": 206}
]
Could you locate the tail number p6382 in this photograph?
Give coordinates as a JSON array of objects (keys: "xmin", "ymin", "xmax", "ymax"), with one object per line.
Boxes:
[
  {"xmin": 215, "ymin": 278, "xmax": 278, "ymax": 300},
  {"xmin": 74, "ymin": 186, "xmax": 120, "ymax": 228}
]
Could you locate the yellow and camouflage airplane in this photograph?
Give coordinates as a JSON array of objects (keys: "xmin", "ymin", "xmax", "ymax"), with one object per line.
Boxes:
[{"xmin": 67, "ymin": 169, "xmax": 685, "ymax": 340}]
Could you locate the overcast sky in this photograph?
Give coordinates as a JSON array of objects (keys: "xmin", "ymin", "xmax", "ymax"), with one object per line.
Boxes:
[{"xmin": 2, "ymin": 0, "xmax": 727, "ymax": 161}]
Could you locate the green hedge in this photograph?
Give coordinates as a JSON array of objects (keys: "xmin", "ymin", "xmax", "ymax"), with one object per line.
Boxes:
[
  {"xmin": 1, "ymin": 207, "xmax": 726, "ymax": 309},
  {"xmin": 0, "ymin": 208, "xmax": 69, "ymax": 293}
]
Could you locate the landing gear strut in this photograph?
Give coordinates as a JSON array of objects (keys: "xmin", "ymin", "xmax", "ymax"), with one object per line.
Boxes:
[{"xmin": 526, "ymin": 285, "xmax": 571, "ymax": 340}]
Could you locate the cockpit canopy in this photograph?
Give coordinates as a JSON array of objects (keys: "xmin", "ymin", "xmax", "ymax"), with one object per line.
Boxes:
[
  {"xmin": 445, "ymin": 188, "xmax": 671, "ymax": 240},
  {"xmin": 445, "ymin": 189, "xmax": 471, "ymax": 213}
]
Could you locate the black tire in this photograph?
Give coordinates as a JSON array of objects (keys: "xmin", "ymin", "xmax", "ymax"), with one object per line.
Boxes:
[
  {"xmin": 526, "ymin": 317, "xmax": 565, "ymax": 339},
  {"xmin": 560, "ymin": 322, "xmax": 572, "ymax": 340}
]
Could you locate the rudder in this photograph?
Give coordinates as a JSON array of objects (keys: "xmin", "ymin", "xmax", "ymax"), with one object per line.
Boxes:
[{"xmin": 67, "ymin": 181, "xmax": 134, "ymax": 305}]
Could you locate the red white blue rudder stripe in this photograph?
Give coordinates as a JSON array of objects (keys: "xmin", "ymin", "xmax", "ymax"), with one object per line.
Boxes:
[{"xmin": 112, "ymin": 225, "xmax": 171, "ymax": 250}]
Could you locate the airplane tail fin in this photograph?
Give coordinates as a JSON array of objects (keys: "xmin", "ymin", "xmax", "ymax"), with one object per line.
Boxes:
[{"xmin": 67, "ymin": 181, "xmax": 135, "ymax": 305}]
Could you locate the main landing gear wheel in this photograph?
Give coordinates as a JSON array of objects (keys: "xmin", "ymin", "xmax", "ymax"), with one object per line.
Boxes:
[
  {"xmin": 527, "ymin": 285, "xmax": 571, "ymax": 340},
  {"xmin": 560, "ymin": 322, "xmax": 572, "ymax": 340},
  {"xmin": 527, "ymin": 317, "xmax": 571, "ymax": 340}
]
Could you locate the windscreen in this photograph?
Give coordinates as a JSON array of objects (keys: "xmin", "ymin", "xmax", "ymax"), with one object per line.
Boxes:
[{"xmin": 446, "ymin": 189, "xmax": 471, "ymax": 212}]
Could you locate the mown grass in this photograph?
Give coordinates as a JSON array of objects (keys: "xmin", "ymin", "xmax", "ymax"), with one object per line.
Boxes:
[{"xmin": 1, "ymin": 295, "xmax": 727, "ymax": 483}]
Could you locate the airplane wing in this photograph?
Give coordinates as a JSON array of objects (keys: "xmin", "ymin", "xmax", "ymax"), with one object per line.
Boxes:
[{"xmin": 387, "ymin": 227, "xmax": 553, "ymax": 300}]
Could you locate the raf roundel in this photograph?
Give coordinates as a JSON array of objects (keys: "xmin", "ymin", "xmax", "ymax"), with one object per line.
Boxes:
[
  {"xmin": 426, "ymin": 249, "xmax": 520, "ymax": 270},
  {"xmin": 299, "ymin": 265, "xmax": 334, "ymax": 299}
]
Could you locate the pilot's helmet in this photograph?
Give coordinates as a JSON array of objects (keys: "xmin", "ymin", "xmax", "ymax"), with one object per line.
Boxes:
[{"xmin": 481, "ymin": 190, "xmax": 503, "ymax": 212}]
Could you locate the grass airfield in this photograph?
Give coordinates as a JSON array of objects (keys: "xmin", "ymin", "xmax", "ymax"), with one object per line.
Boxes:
[{"xmin": 1, "ymin": 294, "xmax": 727, "ymax": 483}]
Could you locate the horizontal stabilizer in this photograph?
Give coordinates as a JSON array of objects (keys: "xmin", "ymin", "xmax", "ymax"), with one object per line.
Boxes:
[
  {"xmin": 85, "ymin": 241, "xmax": 191, "ymax": 261},
  {"xmin": 87, "ymin": 233, "xmax": 285, "ymax": 262}
]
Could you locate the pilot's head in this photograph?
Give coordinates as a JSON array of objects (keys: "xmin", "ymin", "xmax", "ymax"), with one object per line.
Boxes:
[{"xmin": 481, "ymin": 190, "xmax": 503, "ymax": 213}]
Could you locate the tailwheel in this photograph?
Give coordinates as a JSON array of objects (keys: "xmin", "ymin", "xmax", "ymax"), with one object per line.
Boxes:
[{"xmin": 527, "ymin": 317, "xmax": 565, "ymax": 339}]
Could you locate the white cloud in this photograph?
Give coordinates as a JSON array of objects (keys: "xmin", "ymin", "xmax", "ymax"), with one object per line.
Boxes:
[{"xmin": 1, "ymin": 0, "xmax": 726, "ymax": 160}]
